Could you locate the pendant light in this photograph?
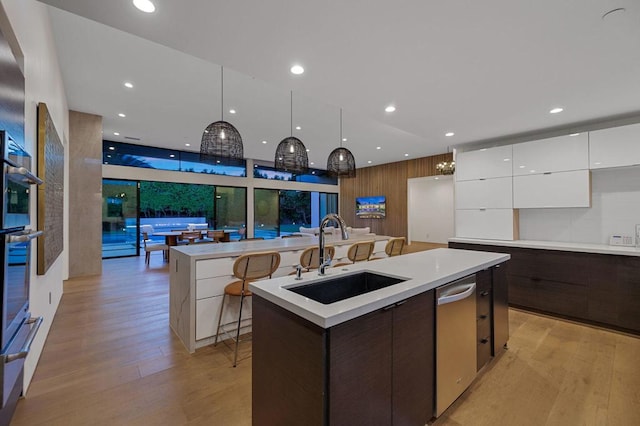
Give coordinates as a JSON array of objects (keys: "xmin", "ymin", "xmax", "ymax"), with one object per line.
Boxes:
[
  {"xmin": 327, "ymin": 108, "xmax": 356, "ymax": 178},
  {"xmin": 274, "ymin": 91, "xmax": 309, "ymax": 174},
  {"xmin": 200, "ymin": 66, "xmax": 244, "ymax": 164}
]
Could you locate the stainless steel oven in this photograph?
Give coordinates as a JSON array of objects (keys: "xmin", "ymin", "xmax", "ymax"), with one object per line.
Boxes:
[
  {"xmin": 0, "ymin": 131, "xmax": 43, "ymax": 420},
  {"xmin": 1, "ymin": 131, "xmax": 42, "ymax": 230}
]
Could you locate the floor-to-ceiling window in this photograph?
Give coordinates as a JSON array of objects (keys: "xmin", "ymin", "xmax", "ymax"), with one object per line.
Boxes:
[
  {"xmin": 254, "ymin": 189, "xmax": 280, "ymax": 239},
  {"xmin": 279, "ymin": 190, "xmax": 312, "ymax": 235},
  {"xmin": 139, "ymin": 181, "xmax": 214, "ymax": 243},
  {"xmin": 215, "ymin": 186, "xmax": 247, "ymax": 240},
  {"xmin": 102, "ymin": 179, "xmax": 139, "ymax": 258}
]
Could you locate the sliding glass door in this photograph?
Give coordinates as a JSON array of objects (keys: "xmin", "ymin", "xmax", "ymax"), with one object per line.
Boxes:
[{"xmin": 102, "ymin": 179, "xmax": 139, "ymax": 258}]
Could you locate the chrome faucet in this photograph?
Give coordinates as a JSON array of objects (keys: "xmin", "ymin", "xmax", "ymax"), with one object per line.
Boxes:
[{"xmin": 318, "ymin": 213, "xmax": 348, "ymax": 275}]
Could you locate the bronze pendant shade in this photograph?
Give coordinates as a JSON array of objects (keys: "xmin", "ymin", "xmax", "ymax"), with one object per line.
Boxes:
[
  {"xmin": 200, "ymin": 67, "xmax": 244, "ymax": 164},
  {"xmin": 327, "ymin": 108, "xmax": 356, "ymax": 178},
  {"xmin": 274, "ymin": 91, "xmax": 309, "ymax": 174}
]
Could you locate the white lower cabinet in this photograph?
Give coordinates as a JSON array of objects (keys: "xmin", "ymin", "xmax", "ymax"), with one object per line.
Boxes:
[
  {"xmin": 513, "ymin": 170, "xmax": 590, "ymax": 208},
  {"xmin": 455, "ymin": 209, "xmax": 518, "ymax": 240},
  {"xmin": 195, "ymin": 295, "xmax": 252, "ymax": 341}
]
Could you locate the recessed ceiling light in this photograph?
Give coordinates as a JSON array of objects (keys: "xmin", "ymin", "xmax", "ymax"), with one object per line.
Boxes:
[
  {"xmin": 118, "ymin": 113, "xmax": 126, "ymax": 118},
  {"xmin": 376, "ymin": 146, "xmax": 381, "ymax": 150},
  {"xmin": 342, "ymin": 138, "xmax": 347, "ymax": 142},
  {"xmin": 530, "ymin": 170, "xmax": 536, "ymax": 173},
  {"xmin": 133, "ymin": 0, "xmax": 156, "ymax": 13},
  {"xmin": 310, "ymin": 162, "xmax": 314, "ymax": 165},
  {"xmin": 124, "ymin": 82, "xmax": 133, "ymax": 89},
  {"xmin": 262, "ymin": 140, "xmax": 267, "ymax": 144},
  {"xmin": 503, "ymin": 158, "xmax": 510, "ymax": 162},
  {"xmin": 306, "ymin": 149, "xmax": 310, "ymax": 152},
  {"xmin": 185, "ymin": 143, "xmax": 190, "ymax": 147},
  {"xmin": 404, "ymin": 153, "xmax": 409, "ymax": 157},
  {"xmin": 229, "ymin": 109, "xmax": 236, "ymax": 114},
  {"xmin": 594, "ymin": 162, "xmax": 602, "ymax": 165},
  {"xmin": 549, "ymin": 107, "xmax": 564, "ymax": 114},
  {"xmin": 169, "ymin": 154, "xmax": 175, "ymax": 158},
  {"xmin": 445, "ymin": 132, "xmax": 455, "ymax": 137},
  {"xmin": 113, "ymin": 132, "xmax": 120, "ymax": 136},
  {"xmin": 295, "ymin": 126, "xmax": 301, "ymax": 130},
  {"xmin": 569, "ymin": 133, "xmax": 580, "ymax": 136},
  {"xmin": 519, "ymin": 165, "xmax": 525, "ymax": 169},
  {"xmin": 290, "ymin": 65, "xmax": 304, "ymax": 75},
  {"xmin": 108, "ymin": 146, "xmax": 115, "ymax": 151},
  {"xmin": 385, "ymin": 105, "xmax": 396, "ymax": 113}
]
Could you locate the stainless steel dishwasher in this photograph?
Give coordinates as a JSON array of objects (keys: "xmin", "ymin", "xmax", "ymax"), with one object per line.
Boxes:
[{"xmin": 435, "ymin": 274, "xmax": 477, "ymax": 417}]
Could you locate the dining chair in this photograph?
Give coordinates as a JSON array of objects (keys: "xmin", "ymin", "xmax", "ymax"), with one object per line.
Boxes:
[
  {"xmin": 289, "ymin": 245, "xmax": 335, "ymax": 275},
  {"xmin": 370, "ymin": 237, "xmax": 406, "ymax": 260},
  {"xmin": 332, "ymin": 240, "xmax": 375, "ymax": 267},
  {"xmin": 181, "ymin": 231, "xmax": 201, "ymax": 244},
  {"xmin": 207, "ymin": 230, "xmax": 226, "ymax": 242},
  {"xmin": 142, "ymin": 232, "xmax": 168, "ymax": 265},
  {"xmin": 214, "ymin": 251, "xmax": 281, "ymax": 367}
]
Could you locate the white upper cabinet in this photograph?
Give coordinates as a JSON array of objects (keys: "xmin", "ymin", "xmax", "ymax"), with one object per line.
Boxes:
[
  {"xmin": 513, "ymin": 170, "xmax": 591, "ymax": 208},
  {"xmin": 455, "ymin": 177, "xmax": 512, "ymax": 209},
  {"xmin": 512, "ymin": 133, "xmax": 589, "ymax": 176},
  {"xmin": 589, "ymin": 123, "xmax": 640, "ymax": 169},
  {"xmin": 455, "ymin": 145, "xmax": 513, "ymax": 181}
]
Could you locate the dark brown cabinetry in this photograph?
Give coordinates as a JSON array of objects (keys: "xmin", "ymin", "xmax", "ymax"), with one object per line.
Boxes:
[
  {"xmin": 475, "ymin": 265, "xmax": 509, "ymax": 372},
  {"xmin": 450, "ymin": 242, "xmax": 640, "ymax": 334},
  {"xmin": 253, "ymin": 291, "xmax": 435, "ymax": 426}
]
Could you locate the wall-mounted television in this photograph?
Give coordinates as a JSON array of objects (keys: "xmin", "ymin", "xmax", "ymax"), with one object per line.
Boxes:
[{"xmin": 356, "ymin": 195, "xmax": 386, "ymax": 219}]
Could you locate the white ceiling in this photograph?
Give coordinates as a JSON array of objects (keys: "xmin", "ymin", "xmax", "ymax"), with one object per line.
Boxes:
[{"xmin": 39, "ymin": 0, "xmax": 640, "ymax": 169}]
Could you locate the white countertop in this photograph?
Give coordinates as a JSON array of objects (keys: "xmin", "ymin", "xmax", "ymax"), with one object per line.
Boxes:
[
  {"xmin": 171, "ymin": 234, "xmax": 389, "ymax": 260},
  {"xmin": 249, "ymin": 248, "xmax": 509, "ymax": 328},
  {"xmin": 449, "ymin": 237, "xmax": 640, "ymax": 257}
]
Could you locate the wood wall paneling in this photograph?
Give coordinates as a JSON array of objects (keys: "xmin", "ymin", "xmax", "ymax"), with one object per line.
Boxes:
[{"xmin": 339, "ymin": 153, "xmax": 453, "ymax": 238}]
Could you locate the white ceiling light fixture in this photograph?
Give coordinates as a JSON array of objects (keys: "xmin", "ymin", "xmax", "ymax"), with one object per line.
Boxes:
[
  {"xmin": 118, "ymin": 113, "xmax": 126, "ymax": 117},
  {"xmin": 262, "ymin": 140, "xmax": 267, "ymax": 144},
  {"xmin": 113, "ymin": 132, "xmax": 120, "ymax": 136},
  {"xmin": 569, "ymin": 133, "xmax": 580, "ymax": 136},
  {"xmin": 123, "ymin": 82, "xmax": 134, "ymax": 89},
  {"xmin": 342, "ymin": 138, "xmax": 347, "ymax": 142},
  {"xmin": 367, "ymin": 160, "xmax": 372, "ymax": 164},
  {"xmin": 404, "ymin": 153, "xmax": 409, "ymax": 157},
  {"xmin": 133, "ymin": 0, "xmax": 156, "ymax": 13},
  {"xmin": 185, "ymin": 143, "xmax": 190, "ymax": 147},
  {"xmin": 376, "ymin": 146, "xmax": 381, "ymax": 150},
  {"xmin": 290, "ymin": 64, "xmax": 304, "ymax": 75},
  {"xmin": 445, "ymin": 132, "xmax": 455, "ymax": 137},
  {"xmin": 385, "ymin": 105, "xmax": 396, "ymax": 113},
  {"xmin": 295, "ymin": 126, "xmax": 301, "ymax": 130},
  {"xmin": 229, "ymin": 109, "xmax": 236, "ymax": 114},
  {"xmin": 549, "ymin": 107, "xmax": 564, "ymax": 114}
]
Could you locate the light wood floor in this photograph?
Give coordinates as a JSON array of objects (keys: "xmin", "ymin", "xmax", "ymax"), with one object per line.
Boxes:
[{"xmin": 11, "ymin": 246, "xmax": 640, "ymax": 425}]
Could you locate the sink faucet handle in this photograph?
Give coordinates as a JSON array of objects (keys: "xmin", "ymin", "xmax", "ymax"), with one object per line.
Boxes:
[{"xmin": 295, "ymin": 264, "xmax": 303, "ymax": 280}]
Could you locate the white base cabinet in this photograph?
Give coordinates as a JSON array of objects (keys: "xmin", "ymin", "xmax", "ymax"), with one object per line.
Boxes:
[
  {"xmin": 455, "ymin": 209, "xmax": 518, "ymax": 240},
  {"xmin": 513, "ymin": 170, "xmax": 590, "ymax": 208}
]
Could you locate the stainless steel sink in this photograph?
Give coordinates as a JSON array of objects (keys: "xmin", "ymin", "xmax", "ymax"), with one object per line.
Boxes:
[{"xmin": 286, "ymin": 271, "xmax": 407, "ymax": 304}]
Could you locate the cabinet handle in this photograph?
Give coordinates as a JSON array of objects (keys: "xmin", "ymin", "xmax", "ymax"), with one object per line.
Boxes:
[
  {"xmin": 395, "ymin": 300, "xmax": 407, "ymax": 307},
  {"xmin": 480, "ymin": 337, "xmax": 490, "ymax": 344},
  {"xmin": 479, "ymin": 314, "xmax": 488, "ymax": 319},
  {"xmin": 480, "ymin": 290, "xmax": 490, "ymax": 297},
  {"xmin": 383, "ymin": 304, "xmax": 395, "ymax": 311},
  {"xmin": 543, "ymin": 172, "xmax": 552, "ymax": 175}
]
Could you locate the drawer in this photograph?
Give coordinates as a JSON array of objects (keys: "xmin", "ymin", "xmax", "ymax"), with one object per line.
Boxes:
[
  {"xmin": 196, "ymin": 257, "xmax": 237, "ymax": 279},
  {"xmin": 196, "ymin": 276, "xmax": 234, "ymax": 300},
  {"xmin": 477, "ymin": 290, "xmax": 491, "ymax": 318},
  {"xmin": 477, "ymin": 319, "xmax": 492, "ymax": 371},
  {"xmin": 477, "ymin": 314, "xmax": 491, "ymax": 341},
  {"xmin": 509, "ymin": 275, "xmax": 588, "ymax": 320}
]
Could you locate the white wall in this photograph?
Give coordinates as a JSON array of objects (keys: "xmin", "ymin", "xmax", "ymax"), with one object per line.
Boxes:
[
  {"xmin": 0, "ymin": 0, "xmax": 69, "ymax": 391},
  {"xmin": 407, "ymin": 175, "xmax": 454, "ymax": 244},
  {"xmin": 519, "ymin": 167, "xmax": 640, "ymax": 244}
]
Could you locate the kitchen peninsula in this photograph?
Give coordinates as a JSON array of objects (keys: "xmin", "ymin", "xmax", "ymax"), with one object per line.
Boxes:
[
  {"xmin": 169, "ymin": 234, "xmax": 391, "ymax": 353},
  {"xmin": 250, "ymin": 248, "xmax": 510, "ymax": 425}
]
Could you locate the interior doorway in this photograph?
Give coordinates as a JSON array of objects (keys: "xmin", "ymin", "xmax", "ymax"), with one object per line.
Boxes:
[{"xmin": 407, "ymin": 175, "xmax": 454, "ymax": 244}]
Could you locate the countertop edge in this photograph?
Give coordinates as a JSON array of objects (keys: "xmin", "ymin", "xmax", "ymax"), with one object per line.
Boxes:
[{"xmin": 448, "ymin": 237, "xmax": 640, "ymax": 257}]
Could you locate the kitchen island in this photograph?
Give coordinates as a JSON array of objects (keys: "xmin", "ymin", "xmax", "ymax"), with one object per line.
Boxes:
[
  {"xmin": 250, "ymin": 248, "xmax": 510, "ymax": 425},
  {"xmin": 169, "ymin": 234, "xmax": 391, "ymax": 353}
]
